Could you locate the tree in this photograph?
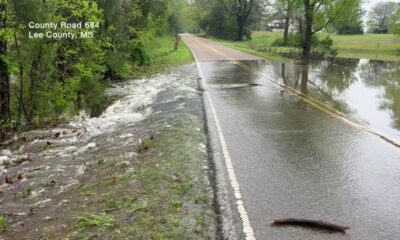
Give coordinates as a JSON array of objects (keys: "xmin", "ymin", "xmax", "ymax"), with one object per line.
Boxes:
[
  {"xmin": 198, "ymin": 1, "xmax": 237, "ymax": 40},
  {"xmin": 367, "ymin": 1, "xmax": 398, "ymax": 34},
  {"xmin": 334, "ymin": 1, "xmax": 364, "ymax": 35},
  {"xmin": 0, "ymin": 0, "xmax": 10, "ymax": 123},
  {"xmin": 336, "ymin": 20, "xmax": 363, "ymax": 35},
  {"xmin": 248, "ymin": 0, "xmax": 267, "ymax": 31},
  {"xmin": 273, "ymin": 0, "xmax": 301, "ymax": 45},
  {"xmin": 299, "ymin": 0, "xmax": 362, "ymax": 59},
  {"xmin": 97, "ymin": 0, "xmax": 144, "ymax": 80},
  {"xmin": 219, "ymin": 0, "xmax": 255, "ymax": 41},
  {"xmin": 390, "ymin": 5, "xmax": 400, "ymax": 34},
  {"xmin": 1, "ymin": 0, "xmax": 188, "ymax": 133}
]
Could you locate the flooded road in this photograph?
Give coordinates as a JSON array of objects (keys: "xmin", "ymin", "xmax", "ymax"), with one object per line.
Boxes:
[
  {"xmin": 200, "ymin": 60, "xmax": 400, "ymax": 240},
  {"xmin": 268, "ymin": 59, "xmax": 400, "ymax": 144},
  {"xmin": 184, "ymin": 35, "xmax": 400, "ymax": 240}
]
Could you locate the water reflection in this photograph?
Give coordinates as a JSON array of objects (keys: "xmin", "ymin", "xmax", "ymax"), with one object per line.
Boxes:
[
  {"xmin": 300, "ymin": 64, "xmax": 309, "ymax": 94},
  {"xmin": 269, "ymin": 59, "xmax": 400, "ymax": 140},
  {"xmin": 198, "ymin": 59, "xmax": 400, "ymax": 239}
]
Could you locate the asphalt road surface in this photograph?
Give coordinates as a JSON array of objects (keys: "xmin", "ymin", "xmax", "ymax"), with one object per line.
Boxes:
[{"xmin": 183, "ymin": 35, "xmax": 400, "ymax": 240}]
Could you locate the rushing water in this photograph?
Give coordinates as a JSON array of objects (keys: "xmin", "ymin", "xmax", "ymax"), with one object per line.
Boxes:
[{"xmin": 0, "ymin": 64, "xmax": 208, "ymax": 237}]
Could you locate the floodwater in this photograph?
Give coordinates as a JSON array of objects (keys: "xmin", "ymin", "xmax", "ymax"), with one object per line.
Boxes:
[
  {"xmin": 0, "ymin": 68, "xmax": 185, "ymax": 221},
  {"xmin": 267, "ymin": 59, "xmax": 400, "ymax": 144},
  {"xmin": 0, "ymin": 64, "xmax": 214, "ymax": 238},
  {"xmin": 199, "ymin": 58, "xmax": 400, "ymax": 240}
]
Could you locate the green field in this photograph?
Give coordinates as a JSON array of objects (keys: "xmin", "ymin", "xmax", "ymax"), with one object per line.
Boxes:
[{"xmin": 214, "ymin": 31, "xmax": 400, "ymax": 62}]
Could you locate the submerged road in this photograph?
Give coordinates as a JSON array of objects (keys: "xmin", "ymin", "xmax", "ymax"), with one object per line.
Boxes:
[{"xmin": 183, "ymin": 35, "xmax": 400, "ymax": 240}]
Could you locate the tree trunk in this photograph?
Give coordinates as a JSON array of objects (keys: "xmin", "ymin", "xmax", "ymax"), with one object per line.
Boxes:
[
  {"xmin": 17, "ymin": 63, "xmax": 24, "ymax": 131},
  {"xmin": 298, "ymin": 17, "xmax": 303, "ymax": 39},
  {"xmin": 0, "ymin": 58, "xmax": 10, "ymax": 122},
  {"xmin": 0, "ymin": 3, "xmax": 10, "ymax": 122},
  {"xmin": 236, "ymin": 17, "xmax": 244, "ymax": 41},
  {"xmin": 302, "ymin": 0, "xmax": 313, "ymax": 59},
  {"xmin": 283, "ymin": 2, "xmax": 292, "ymax": 46},
  {"xmin": 14, "ymin": 31, "xmax": 27, "ymax": 131},
  {"xmin": 283, "ymin": 15, "xmax": 290, "ymax": 45},
  {"xmin": 29, "ymin": 59, "xmax": 38, "ymax": 124},
  {"xmin": 173, "ymin": 33, "xmax": 179, "ymax": 52}
]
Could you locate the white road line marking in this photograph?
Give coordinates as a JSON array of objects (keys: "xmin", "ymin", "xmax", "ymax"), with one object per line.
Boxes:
[{"xmin": 186, "ymin": 37, "xmax": 256, "ymax": 240}]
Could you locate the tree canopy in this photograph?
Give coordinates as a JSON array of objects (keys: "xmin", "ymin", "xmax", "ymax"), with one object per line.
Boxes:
[
  {"xmin": 0, "ymin": 0, "xmax": 190, "ymax": 132},
  {"xmin": 367, "ymin": 1, "xmax": 399, "ymax": 34},
  {"xmin": 194, "ymin": 0, "xmax": 264, "ymax": 41},
  {"xmin": 294, "ymin": 0, "xmax": 363, "ymax": 58}
]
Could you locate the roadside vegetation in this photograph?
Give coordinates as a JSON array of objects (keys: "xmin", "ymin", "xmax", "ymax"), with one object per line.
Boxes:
[
  {"xmin": 132, "ymin": 36, "xmax": 193, "ymax": 78},
  {"xmin": 0, "ymin": 0, "xmax": 194, "ymax": 138}
]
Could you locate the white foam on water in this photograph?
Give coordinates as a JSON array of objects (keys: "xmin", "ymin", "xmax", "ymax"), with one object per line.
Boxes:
[
  {"xmin": 74, "ymin": 142, "xmax": 96, "ymax": 155},
  {"xmin": 0, "ymin": 150, "xmax": 11, "ymax": 156},
  {"xmin": 68, "ymin": 73, "xmax": 184, "ymax": 140}
]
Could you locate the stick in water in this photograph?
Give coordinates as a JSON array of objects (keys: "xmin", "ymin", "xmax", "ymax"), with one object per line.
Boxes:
[{"xmin": 271, "ymin": 218, "xmax": 350, "ymax": 233}]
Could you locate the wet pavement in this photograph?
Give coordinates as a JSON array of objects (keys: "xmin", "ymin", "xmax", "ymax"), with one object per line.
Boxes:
[
  {"xmin": 184, "ymin": 35, "xmax": 400, "ymax": 240},
  {"xmin": 268, "ymin": 59, "xmax": 400, "ymax": 144}
]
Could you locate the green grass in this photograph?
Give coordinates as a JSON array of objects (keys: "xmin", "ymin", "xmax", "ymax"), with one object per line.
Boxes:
[
  {"xmin": 213, "ymin": 31, "xmax": 400, "ymax": 62},
  {"xmin": 132, "ymin": 36, "xmax": 194, "ymax": 78},
  {"xmin": 76, "ymin": 213, "xmax": 116, "ymax": 230},
  {"xmin": 211, "ymin": 34, "xmax": 291, "ymax": 63},
  {"xmin": 154, "ymin": 36, "xmax": 194, "ymax": 66},
  {"xmin": 0, "ymin": 216, "xmax": 6, "ymax": 233}
]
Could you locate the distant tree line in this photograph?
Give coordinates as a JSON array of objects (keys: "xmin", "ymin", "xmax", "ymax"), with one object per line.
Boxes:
[
  {"xmin": 189, "ymin": 0, "xmax": 365, "ymax": 57},
  {"xmin": 191, "ymin": 0, "xmax": 400, "ymax": 58},
  {"xmin": 0, "ymin": 0, "xmax": 189, "ymax": 134}
]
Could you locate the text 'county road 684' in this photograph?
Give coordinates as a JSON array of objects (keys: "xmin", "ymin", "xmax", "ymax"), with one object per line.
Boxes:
[{"xmin": 27, "ymin": 21, "xmax": 99, "ymax": 40}]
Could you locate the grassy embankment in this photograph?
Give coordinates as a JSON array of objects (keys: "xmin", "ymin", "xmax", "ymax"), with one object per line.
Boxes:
[
  {"xmin": 131, "ymin": 36, "xmax": 194, "ymax": 78},
  {"xmin": 214, "ymin": 31, "xmax": 400, "ymax": 62}
]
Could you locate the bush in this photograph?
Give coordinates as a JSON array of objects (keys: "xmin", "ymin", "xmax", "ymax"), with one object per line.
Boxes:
[
  {"xmin": 130, "ymin": 41, "xmax": 151, "ymax": 66},
  {"xmin": 315, "ymin": 36, "xmax": 338, "ymax": 57},
  {"xmin": 271, "ymin": 38, "xmax": 284, "ymax": 47},
  {"xmin": 271, "ymin": 34, "xmax": 302, "ymax": 47},
  {"xmin": 244, "ymin": 28, "xmax": 252, "ymax": 40},
  {"xmin": 0, "ymin": 216, "xmax": 6, "ymax": 232}
]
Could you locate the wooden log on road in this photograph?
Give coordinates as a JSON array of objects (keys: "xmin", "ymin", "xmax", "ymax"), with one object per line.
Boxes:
[{"xmin": 271, "ymin": 218, "xmax": 350, "ymax": 233}]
